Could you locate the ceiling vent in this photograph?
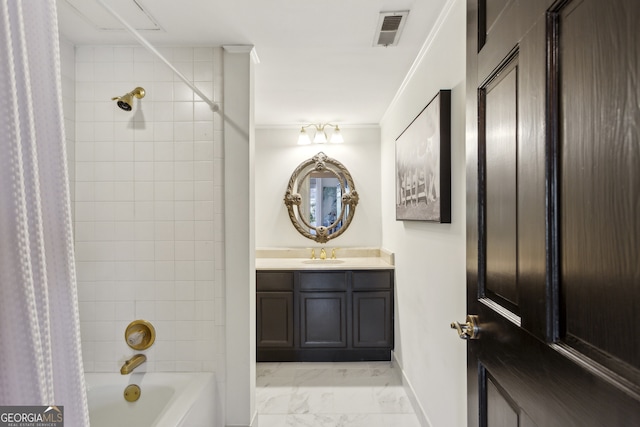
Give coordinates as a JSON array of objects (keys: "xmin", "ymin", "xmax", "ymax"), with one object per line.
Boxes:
[
  {"xmin": 63, "ymin": 0, "xmax": 162, "ymax": 31},
  {"xmin": 373, "ymin": 11, "xmax": 409, "ymax": 47}
]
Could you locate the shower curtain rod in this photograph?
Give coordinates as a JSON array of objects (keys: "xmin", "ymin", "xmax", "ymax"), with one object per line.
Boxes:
[{"xmin": 94, "ymin": 0, "xmax": 220, "ymax": 112}]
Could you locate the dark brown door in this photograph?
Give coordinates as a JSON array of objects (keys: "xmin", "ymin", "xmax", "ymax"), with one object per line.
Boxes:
[{"xmin": 464, "ymin": 0, "xmax": 640, "ymax": 425}]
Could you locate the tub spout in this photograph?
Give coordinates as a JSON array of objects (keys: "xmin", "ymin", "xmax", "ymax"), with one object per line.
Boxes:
[{"xmin": 120, "ymin": 354, "xmax": 146, "ymax": 375}]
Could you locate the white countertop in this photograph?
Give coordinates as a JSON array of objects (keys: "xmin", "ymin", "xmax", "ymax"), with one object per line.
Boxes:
[
  {"xmin": 256, "ymin": 257, "xmax": 394, "ymax": 270},
  {"xmin": 255, "ymin": 247, "xmax": 395, "ymax": 270}
]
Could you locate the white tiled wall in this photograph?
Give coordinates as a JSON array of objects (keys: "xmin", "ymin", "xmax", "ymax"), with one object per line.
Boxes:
[{"xmin": 69, "ymin": 45, "xmax": 224, "ymax": 374}]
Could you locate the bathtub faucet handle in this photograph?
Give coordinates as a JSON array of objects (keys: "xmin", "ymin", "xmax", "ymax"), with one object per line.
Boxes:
[{"xmin": 127, "ymin": 330, "xmax": 146, "ymax": 346}]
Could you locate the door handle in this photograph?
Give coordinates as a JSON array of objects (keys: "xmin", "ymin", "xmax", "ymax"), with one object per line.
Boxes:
[{"xmin": 450, "ymin": 315, "xmax": 480, "ymax": 340}]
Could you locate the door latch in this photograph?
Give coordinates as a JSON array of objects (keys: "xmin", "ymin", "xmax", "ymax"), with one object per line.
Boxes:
[{"xmin": 450, "ymin": 315, "xmax": 480, "ymax": 340}]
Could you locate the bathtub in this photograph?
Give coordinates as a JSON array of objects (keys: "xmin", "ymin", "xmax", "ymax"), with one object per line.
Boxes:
[{"xmin": 85, "ymin": 372, "xmax": 217, "ymax": 427}]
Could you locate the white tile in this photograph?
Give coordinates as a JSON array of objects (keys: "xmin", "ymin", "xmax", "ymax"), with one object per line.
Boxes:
[
  {"xmin": 135, "ymin": 300, "xmax": 155, "ymax": 318},
  {"xmin": 114, "ymin": 163, "xmax": 134, "ymax": 182},
  {"xmin": 154, "ymin": 181, "xmax": 174, "ymax": 200},
  {"xmin": 94, "ymin": 63, "xmax": 115, "ymax": 82},
  {"xmin": 194, "ymin": 121, "xmax": 213, "ymax": 140},
  {"xmin": 194, "ymin": 221, "xmax": 214, "ymax": 241},
  {"xmin": 154, "ymin": 122, "xmax": 174, "ymax": 141},
  {"xmin": 76, "ymin": 102, "xmax": 95, "ymax": 122},
  {"xmin": 194, "ymin": 141, "xmax": 214, "ymax": 161},
  {"xmin": 75, "ymin": 62, "xmax": 94, "ymax": 82},
  {"xmin": 154, "ymin": 141, "xmax": 174, "ymax": 161},
  {"xmin": 134, "ymin": 62, "xmax": 154, "ymax": 81},
  {"xmin": 175, "ymin": 241, "xmax": 194, "ymax": 261},
  {"xmin": 153, "ymin": 102, "xmax": 174, "ymax": 121},
  {"xmin": 93, "ymin": 46, "xmax": 114, "ymax": 62},
  {"xmin": 114, "ymin": 142, "xmax": 134, "ymax": 161},
  {"xmin": 114, "ymin": 201, "xmax": 135, "ymax": 221},
  {"xmin": 174, "ymin": 142, "xmax": 194, "ymax": 161},
  {"xmin": 154, "ymin": 162, "xmax": 174, "ymax": 181},
  {"xmin": 173, "ymin": 62, "xmax": 193, "ymax": 80},
  {"xmin": 113, "ymin": 62, "xmax": 133, "ymax": 82},
  {"xmin": 194, "ymin": 181, "xmax": 213, "ymax": 201},
  {"xmin": 134, "ymin": 201, "xmax": 154, "ymax": 221},
  {"xmin": 195, "ymin": 261, "xmax": 214, "ymax": 281},
  {"xmin": 135, "ymin": 182, "xmax": 154, "ymax": 201},
  {"xmin": 193, "ymin": 61, "xmax": 213, "ymax": 82},
  {"xmin": 75, "ymin": 46, "xmax": 94, "ymax": 62},
  {"xmin": 194, "ymin": 201, "xmax": 214, "ymax": 221},
  {"xmin": 134, "ymin": 162, "xmax": 154, "ymax": 181},
  {"xmin": 154, "ymin": 201, "xmax": 174, "ymax": 221},
  {"xmin": 174, "ymin": 181, "xmax": 194, "ymax": 201},
  {"xmin": 155, "ymin": 301, "xmax": 176, "ymax": 320},
  {"xmin": 155, "ymin": 221, "xmax": 174, "ymax": 240},
  {"xmin": 174, "ymin": 161, "xmax": 194, "ymax": 181},
  {"xmin": 175, "ymin": 260, "xmax": 195, "ymax": 280},
  {"xmin": 174, "ymin": 82, "xmax": 193, "ymax": 101},
  {"xmin": 174, "ymin": 122, "xmax": 194, "ymax": 141},
  {"xmin": 152, "ymin": 82, "xmax": 173, "ymax": 101},
  {"xmin": 194, "ymin": 161, "xmax": 214, "ymax": 181},
  {"xmin": 114, "ymin": 47, "xmax": 134, "ymax": 62},
  {"xmin": 173, "ymin": 48, "xmax": 193, "ymax": 62},
  {"xmin": 134, "ymin": 141, "xmax": 154, "ymax": 161},
  {"xmin": 194, "ymin": 82, "xmax": 213, "ymax": 100},
  {"xmin": 175, "ymin": 281, "xmax": 195, "ymax": 301},
  {"xmin": 154, "ymin": 62, "xmax": 174, "ymax": 81},
  {"xmin": 194, "ymin": 101, "xmax": 214, "ymax": 121},
  {"xmin": 174, "ymin": 102, "xmax": 194, "ymax": 122},
  {"xmin": 154, "ymin": 241, "xmax": 174, "ymax": 260}
]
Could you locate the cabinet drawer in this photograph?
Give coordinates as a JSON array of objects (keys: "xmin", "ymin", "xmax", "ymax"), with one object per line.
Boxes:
[
  {"xmin": 299, "ymin": 271, "xmax": 347, "ymax": 291},
  {"xmin": 257, "ymin": 271, "xmax": 294, "ymax": 291},
  {"xmin": 352, "ymin": 270, "xmax": 393, "ymax": 290}
]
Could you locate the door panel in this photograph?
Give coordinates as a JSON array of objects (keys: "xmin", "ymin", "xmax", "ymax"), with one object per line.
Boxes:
[
  {"xmin": 486, "ymin": 376, "xmax": 519, "ymax": 427},
  {"xmin": 352, "ymin": 291, "xmax": 392, "ymax": 347},
  {"xmin": 482, "ymin": 55, "xmax": 519, "ymax": 309},
  {"xmin": 300, "ymin": 292, "xmax": 347, "ymax": 347},
  {"xmin": 558, "ymin": 0, "xmax": 640, "ymax": 372},
  {"xmin": 257, "ymin": 292, "xmax": 294, "ymax": 347},
  {"xmin": 466, "ymin": 0, "xmax": 640, "ymax": 426}
]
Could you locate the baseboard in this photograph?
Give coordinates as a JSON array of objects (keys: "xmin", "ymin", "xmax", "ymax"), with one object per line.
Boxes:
[{"xmin": 391, "ymin": 351, "xmax": 432, "ymax": 427}]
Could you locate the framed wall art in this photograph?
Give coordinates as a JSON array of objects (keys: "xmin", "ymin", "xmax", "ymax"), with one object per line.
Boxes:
[{"xmin": 395, "ymin": 89, "xmax": 451, "ymax": 222}]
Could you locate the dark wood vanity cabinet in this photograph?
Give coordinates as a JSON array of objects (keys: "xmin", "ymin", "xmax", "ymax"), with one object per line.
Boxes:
[
  {"xmin": 257, "ymin": 269, "xmax": 394, "ymax": 362},
  {"xmin": 256, "ymin": 272, "xmax": 294, "ymax": 348}
]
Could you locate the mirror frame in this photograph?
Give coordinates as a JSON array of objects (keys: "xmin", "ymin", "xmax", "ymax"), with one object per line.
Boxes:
[{"xmin": 284, "ymin": 152, "xmax": 359, "ymax": 243}]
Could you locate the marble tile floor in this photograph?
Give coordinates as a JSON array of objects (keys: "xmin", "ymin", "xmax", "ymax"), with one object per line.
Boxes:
[{"xmin": 256, "ymin": 362, "xmax": 421, "ymax": 427}]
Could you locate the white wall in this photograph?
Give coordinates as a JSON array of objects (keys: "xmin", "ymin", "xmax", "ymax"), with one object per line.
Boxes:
[
  {"xmin": 255, "ymin": 126, "xmax": 381, "ymax": 249},
  {"xmin": 223, "ymin": 46, "xmax": 257, "ymax": 427},
  {"xmin": 67, "ymin": 45, "xmax": 225, "ymax": 391},
  {"xmin": 380, "ymin": 1, "xmax": 467, "ymax": 426}
]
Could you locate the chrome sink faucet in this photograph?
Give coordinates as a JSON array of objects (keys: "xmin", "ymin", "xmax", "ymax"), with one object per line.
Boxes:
[{"xmin": 120, "ymin": 354, "xmax": 146, "ymax": 375}]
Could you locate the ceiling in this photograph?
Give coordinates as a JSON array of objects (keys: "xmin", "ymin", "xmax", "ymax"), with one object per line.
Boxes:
[{"xmin": 56, "ymin": 0, "xmax": 448, "ymax": 126}]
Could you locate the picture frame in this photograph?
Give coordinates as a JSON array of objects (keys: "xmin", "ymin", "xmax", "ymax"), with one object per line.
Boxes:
[{"xmin": 395, "ymin": 89, "xmax": 451, "ymax": 222}]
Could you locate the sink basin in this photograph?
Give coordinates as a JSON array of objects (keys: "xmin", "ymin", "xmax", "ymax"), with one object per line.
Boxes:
[{"xmin": 301, "ymin": 259, "xmax": 345, "ymax": 264}]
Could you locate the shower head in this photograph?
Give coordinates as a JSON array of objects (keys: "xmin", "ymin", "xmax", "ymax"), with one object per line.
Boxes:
[{"xmin": 111, "ymin": 87, "xmax": 145, "ymax": 111}]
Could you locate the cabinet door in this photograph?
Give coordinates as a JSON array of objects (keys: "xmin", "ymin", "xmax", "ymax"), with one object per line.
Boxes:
[
  {"xmin": 257, "ymin": 292, "xmax": 293, "ymax": 348},
  {"xmin": 353, "ymin": 291, "xmax": 392, "ymax": 348},
  {"xmin": 300, "ymin": 291, "xmax": 347, "ymax": 348}
]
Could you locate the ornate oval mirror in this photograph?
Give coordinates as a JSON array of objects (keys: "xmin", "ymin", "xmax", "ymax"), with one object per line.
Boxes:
[{"xmin": 284, "ymin": 152, "xmax": 359, "ymax": 243}]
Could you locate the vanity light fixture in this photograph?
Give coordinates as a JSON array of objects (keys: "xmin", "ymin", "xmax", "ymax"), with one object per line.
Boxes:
[{"xmin": 297, "ymin": 123, "xmax": 344, "ymax": 145}]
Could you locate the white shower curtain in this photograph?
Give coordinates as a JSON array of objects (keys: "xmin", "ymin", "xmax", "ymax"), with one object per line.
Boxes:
[{"xmin": 0, "ymin": 1, "xmax": 89, "ymax": 426}]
